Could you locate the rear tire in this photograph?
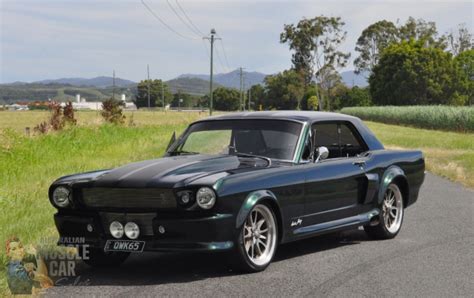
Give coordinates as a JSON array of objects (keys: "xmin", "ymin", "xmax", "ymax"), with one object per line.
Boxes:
[
  {"xmin": 232, "ymin": 203, "xmax": 278, "ymax": 272},
  {"xmin": 79, "ymin": 246, "xmax": 130, "ymax": 267},
  {"xmin": 364, "ymin": 183, "xmax": 404, "ymax": 239}
]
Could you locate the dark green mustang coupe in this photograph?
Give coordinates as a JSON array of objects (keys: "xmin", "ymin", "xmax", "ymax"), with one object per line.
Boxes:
[{"xmin": 49, "ymin": 111, "xmax": 425, "ymax": 272}]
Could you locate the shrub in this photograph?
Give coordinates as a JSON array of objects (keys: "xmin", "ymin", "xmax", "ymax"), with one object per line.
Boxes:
[
  {"xmin": 33, "ymin": 101, "xmax": 77, "ymax": 134},
  {"xmin": 101, "ymin": 98, "xmax": 126, "ymax": 124}
]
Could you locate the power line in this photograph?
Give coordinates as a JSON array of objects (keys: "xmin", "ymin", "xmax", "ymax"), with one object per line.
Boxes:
[
  {"xmin": 214, "ymin": 45, "xmax": 229, "ymax": 73},
  {"xmin": 166, "ymin": 0, "xmax": 202, "ymax": 38},
  {"xmin": 140, "ymin": 0, "xmax": 198, "ymax": 40},
  {"xmin": 216, "ymin": 35, "xmax": 231, "ymax": 70},
  {"xmin": 174, "ymin": 0, "xmax": 206, "ymax": 36}
]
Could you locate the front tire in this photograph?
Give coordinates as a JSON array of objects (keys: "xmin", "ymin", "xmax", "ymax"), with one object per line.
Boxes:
[
  {"xmin": 364, "ymin": 183, "xmax": 404, "ymax": 239},
  {"xmin": 79, "ymin": 246, "xmax": 130, "ymax": 267},
  {"xmin": 233, "ymin": 203, "xmax": 278, "ymax": 272}
]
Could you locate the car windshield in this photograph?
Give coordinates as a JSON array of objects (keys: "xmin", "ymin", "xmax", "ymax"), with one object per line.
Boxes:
[{"xmin": 170, "ymin": 119, "xmax": 303, "ymax": 161}]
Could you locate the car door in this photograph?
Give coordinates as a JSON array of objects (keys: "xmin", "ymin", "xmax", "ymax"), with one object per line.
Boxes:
[{"xmin": 302, "ymin": 121, "xmax": 369, "ymax": 227}]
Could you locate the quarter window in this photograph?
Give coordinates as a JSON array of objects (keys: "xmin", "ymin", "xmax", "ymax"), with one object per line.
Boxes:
[{"xmin": 312, "ymin": 122, "xmax": 366, "ymax": 159}]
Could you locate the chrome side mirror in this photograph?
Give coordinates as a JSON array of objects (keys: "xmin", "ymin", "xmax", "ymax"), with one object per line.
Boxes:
[{"xmin": 315, "ymin": 146, "xmax": 329, "ymax": 163}]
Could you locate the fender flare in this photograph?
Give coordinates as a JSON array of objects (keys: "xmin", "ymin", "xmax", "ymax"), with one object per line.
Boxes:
[
  {"xmin": 235, "ymin": 190, "xmax": 279, "ymax": 229},
  {"xmin": 378, "ymin": 166, "xmax": 407, "ymax": 205}
]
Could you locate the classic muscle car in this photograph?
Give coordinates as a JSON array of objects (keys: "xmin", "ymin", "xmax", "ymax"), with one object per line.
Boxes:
[{"xmin": 49, "ymin": 111, "xmax": 425, "ymax": 272}]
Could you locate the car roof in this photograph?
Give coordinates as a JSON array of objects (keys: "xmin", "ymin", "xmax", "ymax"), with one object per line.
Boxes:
[{"xmin": 195, "ymin": 111, "xmax": 359, "ymax": 123}]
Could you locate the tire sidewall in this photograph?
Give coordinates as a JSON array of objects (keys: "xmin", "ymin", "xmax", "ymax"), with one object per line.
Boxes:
[
  {"xmin": 235, "ymin": 203, "xmax": 278, "ymax": 272},
  {"xmin": 380, "ymin": 183, "xmax": 404, "ymax": 237}
]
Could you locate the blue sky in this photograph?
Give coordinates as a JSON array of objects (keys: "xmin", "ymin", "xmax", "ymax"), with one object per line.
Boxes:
[{"xmin": 1, "ymin": 0, "xmax": 472, "ymax": 83}]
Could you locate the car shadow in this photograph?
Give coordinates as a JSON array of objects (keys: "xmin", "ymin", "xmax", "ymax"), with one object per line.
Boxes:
[{"xmin": 54, "ymin": 228, "xmax": 370, "ymax": 288}]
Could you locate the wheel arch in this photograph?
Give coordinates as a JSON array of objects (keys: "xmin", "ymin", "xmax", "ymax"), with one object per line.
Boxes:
[
  {"xmin": 379, "ymin": 166, "xmax": 409, "ymax": 207},
  {"xmin": 236, "ymin": 190, "xmax": 283, "ymax": 243}
]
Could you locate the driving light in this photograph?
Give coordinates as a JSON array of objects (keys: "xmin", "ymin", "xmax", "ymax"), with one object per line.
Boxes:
[
  {"xmin": 196, "ymin": 187, "xmax": 216, "ymax": 209},
  {"xmin": 52, "ymin": 186, "xmax": 71, "ymax": 208},
  {"xmin": 124, "ymin": 222, "xmax": 140, "ymax": 239},
  {"xmin": 177, "ymin": 190, "xmax": 194, "ymax": 205},
  {"xmin": 109, "ymin": 221, "xmax": 124, "ymax": 239}
]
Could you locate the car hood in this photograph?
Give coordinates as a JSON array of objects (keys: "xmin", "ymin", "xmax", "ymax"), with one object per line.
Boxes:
[{"xmin": 60, "ymin": 154, "xmax": 272, "ymax": 189}]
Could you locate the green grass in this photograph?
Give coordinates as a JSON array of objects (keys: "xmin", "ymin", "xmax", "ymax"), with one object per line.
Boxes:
[
  {"xmin": 341, "ymin": 106, "xmax": 474, "ymax": 132},
  {"xmin": 366, "ymin": 121, "xmax": 474, "ymax": 188},
  {"xmin": 0, "ymin": 111, "xmax": 209, "ymax": 294}
]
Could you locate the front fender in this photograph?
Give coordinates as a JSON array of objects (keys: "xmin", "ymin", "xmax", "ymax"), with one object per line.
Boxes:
[
  {"xmin": 378, "ymin": 166, "xmax": 406, "ymax": 204},
  {"xmin": 235, "ymin": 190, "xmax": 279, "ymax": 228}
]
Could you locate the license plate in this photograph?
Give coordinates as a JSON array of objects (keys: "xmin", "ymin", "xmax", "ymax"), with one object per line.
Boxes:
[{"xmin": 104, "ymin": 240, "xmax": 145, "ymax": 252}]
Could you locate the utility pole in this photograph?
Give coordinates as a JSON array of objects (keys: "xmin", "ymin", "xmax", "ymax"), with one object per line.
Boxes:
[
  {"xmin": 147, "ymin": 64, "xmax": 151, "ymax": 108},
  {"xmin": 161, "ymin": 81, "xmax": 165, "ymax": 111},
  {"xmin": 112, "ymin": 70, "xmax": 116, "ymax": 99},
  {"xmin": 203, "ymin": 29, "xmax": 221, "ymax": 116},
  {"xmin": 239, "ymin": 67, "xmax": 245, "ymax": 111},
  {"xmin": 248, "ymin": 88, "xmax": 251, "ymax": 111}
]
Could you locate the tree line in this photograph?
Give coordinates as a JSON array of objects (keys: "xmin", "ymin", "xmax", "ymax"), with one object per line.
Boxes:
[{"xmin": 134, "ymin": 16, "xmax": 473, "ymax": 111}]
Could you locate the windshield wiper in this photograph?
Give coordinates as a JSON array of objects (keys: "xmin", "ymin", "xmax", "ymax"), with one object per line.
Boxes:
[
  {"xmin": 169, "ymin": 150, "xmax": 200, "ymax": 156},
  {"xmin": 233, "ymin": 152, "xmax": 272, "ymax": 167}
]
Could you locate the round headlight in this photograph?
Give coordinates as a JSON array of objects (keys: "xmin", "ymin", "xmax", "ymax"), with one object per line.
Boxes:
[
  {"xmin": 196, "ymin": 187, "xmax": 216, "ymax": 209},
  {"xmin": 109, "ymin": 221, "xmax": 124, "ymax": 239},
  {"xmin": 124, "ymin": 222, "xmax": 140, "ymax": 239},
  {"xmin": 52, "ymin": 186, "xmax": 71, "ymax": 208}
]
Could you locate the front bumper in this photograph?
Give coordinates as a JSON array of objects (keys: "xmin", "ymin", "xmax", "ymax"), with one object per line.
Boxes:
[{"xmin": 54, "ymin": 211, "xmax": 236, "ymax": 252}]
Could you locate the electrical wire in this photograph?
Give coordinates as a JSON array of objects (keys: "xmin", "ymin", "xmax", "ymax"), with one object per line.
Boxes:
[
  {"xmin": 140, "ymin": 0, "xmax": 199, "ymax": 40},
  {"xmin": 174, "ymin": 0, "xmax": 206, "ymax": 36},
  {"xmin": 166, "ymin": 0, "xmax": 202, "ymax": 37},
  {"xmin": 216, "ymin": 35, "xmax": 232, "ymax": 70}
]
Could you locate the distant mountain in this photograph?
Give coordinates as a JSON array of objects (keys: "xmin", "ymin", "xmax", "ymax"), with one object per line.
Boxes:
[
  {"xmin": 340, "ymin": 70, "xmax": 369, "ymax": 87},
  {"xmin": 178, "ymin": 69, "xmax": 267, "ymax": 90},
  {"xmin": 34, "ymin": 76, "xmax": 136, "ymax": 88},
  {"xmin": 166, "ymin": 77, "xmax": 222, "ymax": 95}
]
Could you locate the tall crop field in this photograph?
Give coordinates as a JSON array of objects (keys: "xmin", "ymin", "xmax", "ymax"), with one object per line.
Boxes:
[{"xmin": 341, "ymin": 106, "xmax": 474, "ymax": 132}]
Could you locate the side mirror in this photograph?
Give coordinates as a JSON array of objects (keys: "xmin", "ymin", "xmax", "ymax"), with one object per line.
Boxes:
[
  {"xmin": 315, "ymin": 146, "xmax": 329, "ymax": 163},
  {"xmin": 166, "ymin": 131, "xmax": 176, "ymax": 151}
]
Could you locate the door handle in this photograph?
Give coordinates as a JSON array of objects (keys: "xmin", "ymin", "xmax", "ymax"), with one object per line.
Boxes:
[{"xmin": 353, "ymin": 161, "xmax": 366, "ymax": 167}]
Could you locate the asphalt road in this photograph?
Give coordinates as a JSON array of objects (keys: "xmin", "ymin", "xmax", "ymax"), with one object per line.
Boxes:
[{"xmin": 47, "ymin": 173, "xmax": 473, "ymax": 297}]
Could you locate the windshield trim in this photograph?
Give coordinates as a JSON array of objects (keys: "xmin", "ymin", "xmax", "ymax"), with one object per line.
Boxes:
[{"xmin": 167, "ymin": 118, "xmax": 307, "ymax": 163}]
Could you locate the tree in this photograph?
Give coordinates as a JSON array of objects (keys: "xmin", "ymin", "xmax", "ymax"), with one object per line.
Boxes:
[
  {"xmin": 446, "ymin": 24, "xmax": 473, "ymax": 56},
  {"xmin": 454, "ymin": 49, "xmax": 474, "ymax": 105},
  {"xmin": 280, "ymin": 16, "xmax": 350, "ymax": 111},
  {"xmin": 264, "ymin": 70, "xmax": 305, "ymax": 110},
  {"xmin": 249, "ymin": 84, "xmax": 265, "ymax": 110},
  {"xmin": 213, "ymin": 87, "xmax": 240, "ymax": 111},
  {"xmin": 171, "ymin": 91, "xmax": 195, "ymax": 108},
  {"xmin": 354, "ymin": 20, "xmax": 399, "ymax": 74},
  {"xmin": 398, "ymin": 17, "xmax": 446, "ymax": 48},
  {"xmin": 369, "ymin": 40, "xmax": 463, "ymax": 105},
  {"xmin": 307, "ymin": 95, "xmax": 318, "ymax": 110},
  {"xmin": 135, "ymin": 79, "xmax": 172, "ymax": 108},
  {"xmin": 335, "ymin": 86, "xmax": 372, "ymax": 109}
]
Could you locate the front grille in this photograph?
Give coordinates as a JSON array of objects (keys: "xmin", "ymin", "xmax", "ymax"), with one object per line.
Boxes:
[
  {"xmin": 100, "ymin": 212, "xmax": 155, "ymax": 236},
  {"xmin": 81, "ymin": 188, "xmax": 177, "ymax": 209}
]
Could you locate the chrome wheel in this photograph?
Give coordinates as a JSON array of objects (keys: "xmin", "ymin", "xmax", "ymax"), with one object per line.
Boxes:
[
  {"xmin": 382, "ymin": 184, "xmax": 403, "ymax": 234},
  {"xmin": 243, "ymin": 205, "xmax": 277, "ymax": 266}
]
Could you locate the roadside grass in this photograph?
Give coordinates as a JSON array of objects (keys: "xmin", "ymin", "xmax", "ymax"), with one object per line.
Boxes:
[
  {"xmin": 0, "ymin": 111, "xmax": 208, "ymax": 294},
  {"xmin": 0, "ymin": 110, "xmax": 208, "ymax": 132},
  {"xmin": 366, "ymin": 121, "xmax": 474, "ymax": 188}
]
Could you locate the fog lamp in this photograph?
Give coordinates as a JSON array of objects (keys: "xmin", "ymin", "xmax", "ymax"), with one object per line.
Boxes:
[
  {"xmin": 109, "ymin": 221, "xmax": 124, "ymax": 239},
  {"xmin": 124, "ymin": 222, "xmax": 140, "ymax": 239}
]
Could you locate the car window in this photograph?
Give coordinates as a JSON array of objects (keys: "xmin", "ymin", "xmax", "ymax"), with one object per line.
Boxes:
[
  {"xmin": 339, "ymin": 123, "xmax": 365, "ymax": 157},
  {"xmin": 311, "ymin": 122, "xmax": 366, "ymax": 160}
]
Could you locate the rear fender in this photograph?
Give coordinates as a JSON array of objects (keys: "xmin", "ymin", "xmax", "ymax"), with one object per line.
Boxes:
[{"xmin": 378, "ymin": 166, "xmax": 407, "ymax": 205}]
